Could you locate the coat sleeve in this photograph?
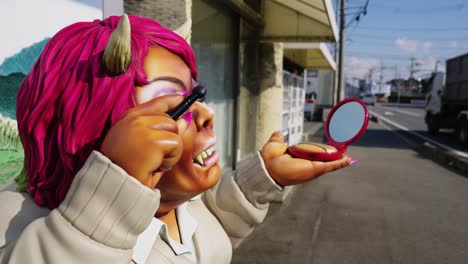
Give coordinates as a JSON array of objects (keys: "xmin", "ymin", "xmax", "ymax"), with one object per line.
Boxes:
[
  {"xmin": 201, "ymin": 152, "xmax": 287, "ymax": 248},
  {"xmin": 0, "ymin": 151, "xmax": 161, "ymax": 264}
]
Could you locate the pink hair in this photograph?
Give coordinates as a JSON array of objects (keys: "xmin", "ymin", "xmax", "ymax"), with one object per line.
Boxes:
[{"xmin": 16, "ymin": 15, "xmax": 197, "ymax": 209}]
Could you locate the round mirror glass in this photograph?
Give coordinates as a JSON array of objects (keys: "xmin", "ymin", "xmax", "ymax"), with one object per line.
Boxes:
[{"xmin": 328, "ymin": 101, "xmax": 367, "ymax": 143}]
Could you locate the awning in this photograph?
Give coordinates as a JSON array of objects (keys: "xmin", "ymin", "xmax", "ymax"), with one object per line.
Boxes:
[
  {"xmin": 261, "ymin": 0, "xmax": 338, "ymax": 42},
  {"xmin": 283, "ymin": 42, "xmax": 336, "ymax": 70}
]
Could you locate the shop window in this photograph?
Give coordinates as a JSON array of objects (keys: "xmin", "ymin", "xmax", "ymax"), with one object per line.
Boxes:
[{"xmin": 192, "ymin": 0, "xmax": 239, "ymax": 169}]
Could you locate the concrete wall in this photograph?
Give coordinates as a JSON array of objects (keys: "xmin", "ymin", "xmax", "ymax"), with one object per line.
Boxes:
[
  {"xmin": 238, "ymin": 40, "xmax": 260, "ymax": 160},
  {"xmin": 256, "ymin": 42, "xmax": 284, "ymax": 150},
  {"xmin": 124, "ymin": 1, "xmax": 289, "ymax": 157},
  {"xmin": 124, "ymin": 0, "xmax": 191, "ymax": 31}
]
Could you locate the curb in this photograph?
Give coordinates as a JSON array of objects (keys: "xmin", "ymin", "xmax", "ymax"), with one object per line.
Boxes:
[
  {"xmin": 372, "ymin": 113, "xmax": 468, "ymax": 175},
  {"xmin": 416, "ymin": 143, "xmax": 468, "ymax": 174}
]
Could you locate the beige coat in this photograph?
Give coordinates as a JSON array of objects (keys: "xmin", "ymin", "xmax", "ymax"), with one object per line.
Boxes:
[{"xmin": 0, "ymin": 151, "xmax": 284, "ymax": 263}]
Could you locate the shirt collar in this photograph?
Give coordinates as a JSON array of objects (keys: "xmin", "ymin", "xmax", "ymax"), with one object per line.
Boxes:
[{"xmin": 132, "ymin": 202, "xmax": 199, "ymax": 263}]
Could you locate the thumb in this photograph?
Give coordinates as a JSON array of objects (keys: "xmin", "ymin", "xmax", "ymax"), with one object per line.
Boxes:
[{"xmin": 177, "ymin": 111, "xmax": 193, "ymax": 136}]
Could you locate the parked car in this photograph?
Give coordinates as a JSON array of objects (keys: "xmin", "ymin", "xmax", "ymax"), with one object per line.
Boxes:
[{"xmin": 361, "ymin": 94, "xmax": 376, "ymax": 106}]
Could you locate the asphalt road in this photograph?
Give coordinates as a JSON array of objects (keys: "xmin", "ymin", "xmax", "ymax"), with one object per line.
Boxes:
[
  {"xmin": 370, "ymin": 103, "xmax": 468, "ymax": 156},
  {"xmin": 232, "ymin": 119, "xmax": 468, "ymax": 264}
]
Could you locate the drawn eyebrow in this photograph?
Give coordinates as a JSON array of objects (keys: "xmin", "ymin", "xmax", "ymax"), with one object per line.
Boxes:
[{"xmin": 149, "ymin": 76, "xmax": 187, "ymax": 90}]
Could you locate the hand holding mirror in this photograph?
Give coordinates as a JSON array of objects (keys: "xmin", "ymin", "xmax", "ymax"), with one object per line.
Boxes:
[{"xmin": 288, "ymin": 98, "xmax": 369, "ymax": 161}]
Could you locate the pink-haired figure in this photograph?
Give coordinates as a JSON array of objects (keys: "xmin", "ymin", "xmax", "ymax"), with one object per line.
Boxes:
[
  {"xmin": 0, "ymin": 15, "xmax": 351, "ymax": 263},
  {"xmin": 16, "ymin": 15, "xmax": 197, "ymax": 209}
]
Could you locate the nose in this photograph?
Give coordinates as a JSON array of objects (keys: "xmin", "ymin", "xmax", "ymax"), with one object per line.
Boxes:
[{"xmin": 192, "ymin": 101, "xmax": 214, "ymax": 131}]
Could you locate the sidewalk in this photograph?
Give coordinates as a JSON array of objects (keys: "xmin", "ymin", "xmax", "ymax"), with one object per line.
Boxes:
[
  {"xmin": 302, "ymin": 120, "xmax": 325, "ymax": 142},
  {"xmin": 301, "ymin": 107, "xmax": 330, "ymax": 142},
  {"xmin": 232, "ymin": 108, "xmax": 335, "ymax": 262},
  {"xmin": 232, "ymin": 116, "xmax": 328, "ymax": 264}
]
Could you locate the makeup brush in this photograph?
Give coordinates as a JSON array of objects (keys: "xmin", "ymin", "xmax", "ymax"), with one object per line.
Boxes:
[{"xmin": 168, "ymin": 85, "xmax": 207, "ymax": 120}]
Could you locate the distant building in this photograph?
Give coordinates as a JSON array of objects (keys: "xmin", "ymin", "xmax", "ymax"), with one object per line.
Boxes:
[{"xmin": 345, "ymin": 82, "xmax": 360, "ymax": 98}]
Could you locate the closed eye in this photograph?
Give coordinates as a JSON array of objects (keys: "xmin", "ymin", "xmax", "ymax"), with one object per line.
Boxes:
[{"xmin": 144, "ymin": 80, "xmax": 185, "ymax": 98}]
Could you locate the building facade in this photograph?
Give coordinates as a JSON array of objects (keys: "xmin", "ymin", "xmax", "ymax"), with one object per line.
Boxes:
[
  {"xmin": 115, "ymin": 0, "xmax": 339, "ymax": 170},
  {"xmin": 0, "ymin": 0, "xmax": 338, "ymax": 174}
]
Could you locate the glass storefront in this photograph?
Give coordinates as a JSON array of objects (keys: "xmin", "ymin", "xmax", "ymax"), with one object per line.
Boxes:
[
  {"xmin": 192, "ymin": 0, "xmax": 239, "ymax": 169},
  {"xmin": 237, "ymin": 20, "xmax": 260, "ymax": 160}
]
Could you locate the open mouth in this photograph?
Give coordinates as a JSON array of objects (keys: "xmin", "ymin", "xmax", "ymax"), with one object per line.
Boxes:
[{"xmin": 193, "ymin": 146, "xmax": 216, "ymax": 167}]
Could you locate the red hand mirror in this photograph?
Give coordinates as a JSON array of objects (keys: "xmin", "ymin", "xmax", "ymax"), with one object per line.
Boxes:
[{"xmin": 288, "ymin": 98, "xmax": 369, "ymax": 161}]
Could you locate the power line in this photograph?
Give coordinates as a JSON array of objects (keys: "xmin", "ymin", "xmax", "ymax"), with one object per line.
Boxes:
[
  {"xmin": 346, "ymin": 56, "xmax": 412, "ymax": 62},
  {"xmin": 370, "ymin": 9, "xmax": 468, "ymax": 15},
  {"xmin": 347, "ymin": 38, "xmax": 468, "ymax": 46},
  {"xmin": 346, "ymin": 5, "xmax": 366, "ymax": 9},
  {"xmin": 347, "ymin": 51, "xmax": 448, "ymax": 60},
  {"xmin": 345, "ymin": 0, "xmax": 369, "ymax": 28},
  {"xmin": 348, "ymin": 33, "xmax": 468, "ymax": 41},
  {"xmin": 368, "ymin": 3, "xmax": 468, "ymax": 13},
  {"xmin": 357, "ymin": 26, "xmax": 468, "ymax": 32},
  {"xmin": 347, "ymin": 40, "xmax": 468, "ymax": 50},
  {"xmin": 346, "ymin": 11, "xmax": 366, "ymax": 16}
]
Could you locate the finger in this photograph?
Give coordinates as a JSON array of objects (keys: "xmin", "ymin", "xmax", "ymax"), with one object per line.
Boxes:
[
  {"xmin": 269, "ymin": 137, "xmax": 286, "ymax": 144},
  {"xmin": 142, "ymin": 171, "xmax": 165, "ymax": 189},
  {"xmin": 270, "ymin": 155, "xmax": 349, "ymax": 185},
  {"xmin": 133, "ymin": 115, "xmax": 179, "ymax": 134},
  {"xmin": 269, "ymin": 131, "xmax": 284, "ymax": 142},
  {"xmin": 149, "ymin": 130, "xmax": 184, "ymax": 171},
  {"xmin": 261, "ymin": 141, "xmax": 288, "ymax": 161},
  {"xmin": 270, "ymin": 130, "xmax": 283, "ymax": 138},
  {"xmin": 318, "ymin": 155, "xmax": 350, "ymax": 174},
  {"xmin": 132, "ymin": 94, "xmax": 185, "ymax": 117}
]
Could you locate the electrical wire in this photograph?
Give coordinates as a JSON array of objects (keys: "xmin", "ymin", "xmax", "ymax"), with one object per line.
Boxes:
[
  {"xmin": 369, "ymin": 3, "xmax": 468, "ymax": 13},
  {"xmin": 346, "ymin": 39, "xmax": 468, "ymax": 50},
  {"xmin": 347, "ymin": 51, "xmax": 447, "ymax": 60},
  {"xmin": 357, "ymin": 26, "xmax": 468, "ymax": 32},
  {"xmin": 345, "ymin": 0, "xmax": 369, "ymax": 28},
  {"xmin": 348, "ymin": 33, "xmax": 468, "ymax": 41}
]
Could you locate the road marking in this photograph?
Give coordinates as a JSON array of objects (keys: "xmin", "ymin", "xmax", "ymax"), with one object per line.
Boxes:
[
  {"xmin": 382, "ymin": 106, "xmax": 421, "ymax": 117},
  {"xmin": 370, "ymin": 110, "xmax": 468, "ymax": 159},
  {"xmin": 378, "ymin": 121, "xmax": 419, "ymax": 148},
  {"xmin": 384, "ymin": 111, "xmax": 395, "ymax": 116}
]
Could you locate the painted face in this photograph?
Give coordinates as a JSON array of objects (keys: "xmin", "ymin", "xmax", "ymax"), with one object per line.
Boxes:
[{"xmin": 135, "ymin": 46, "xmax": 221, "ymax": 216}]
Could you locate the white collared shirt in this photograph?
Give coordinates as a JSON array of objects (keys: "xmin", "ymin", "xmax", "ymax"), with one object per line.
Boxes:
[
  {"xmin": 132, "ymin": 199, "xmax": 200, "ymax": 264},
  {"xmin": 131, "ymin": 162, "xmax": 283, "ymax": 264}
]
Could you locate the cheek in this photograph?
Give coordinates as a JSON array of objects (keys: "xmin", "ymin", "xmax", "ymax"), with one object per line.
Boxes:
[{"xmin": 181, "ymin": 124, "xmax": 197, "ymax": 155}]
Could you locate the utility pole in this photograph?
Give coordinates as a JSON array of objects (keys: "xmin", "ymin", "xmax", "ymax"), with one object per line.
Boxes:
[
  {"xmin": 337, "ymin": 0, "xmax": 346, "ymax": 102},
  {"xmin": 333, "ymin": 0, "xmax": 340, "ymax": 105},
  {"xmin": 368, "ymin": 68, "xmax": 374, "ymax": 94},
  {"xmin": 395, "ymin": 65, "xmax": 401, "ymax": 107},
  {"xmin": 409, "ymin": 57, "xmax": 417, "ymax": 79},
  {"xmin": 379, "ymin": 60, "xmax": 384, "ymax": 94},
  {"xmin": 409, "ymin": 57, "xmax": 417, "ymax": 91}
]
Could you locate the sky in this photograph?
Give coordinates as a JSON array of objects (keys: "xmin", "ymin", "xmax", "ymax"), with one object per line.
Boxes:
[
  {"xmin": 0, "ymin": 0, "xmax": 102, "ymax": 65},
  {"xmin": 1, "ymin": 0, "xmax": 467, "ymax": 84},
  {"xmin": 342, "ymin": 0, "xmax": 468, "ymax": 84}
]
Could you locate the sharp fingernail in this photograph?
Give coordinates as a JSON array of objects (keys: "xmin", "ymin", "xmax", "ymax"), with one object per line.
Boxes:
[{"xmin": 348, "ymin": 157, "xmax": 358, "ymax": 166}]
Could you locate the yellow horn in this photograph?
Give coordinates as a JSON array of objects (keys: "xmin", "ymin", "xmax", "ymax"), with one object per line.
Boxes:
[
  {"xmin": 102, "ymin": 14, "xmax": 131, "ymax": 74},
  {"xmin": 173, "ymin": 19, "xmax": 192, "ymax": 43}
]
